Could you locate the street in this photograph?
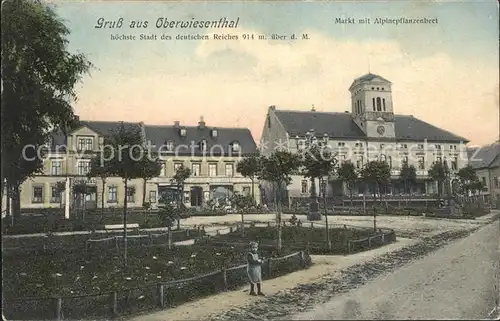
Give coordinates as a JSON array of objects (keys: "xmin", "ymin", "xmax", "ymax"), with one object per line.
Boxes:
[{"xmin": 290, "ymin": 220, "xmax": 500, "ymax": 320}]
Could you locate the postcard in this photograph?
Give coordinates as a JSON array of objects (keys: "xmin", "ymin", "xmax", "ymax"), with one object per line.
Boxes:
[{"xmin": 2, "ymin": 0, "xmax": 499, "ymax": 320}]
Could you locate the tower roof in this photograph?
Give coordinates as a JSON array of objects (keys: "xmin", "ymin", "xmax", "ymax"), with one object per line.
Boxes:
[{"xmin": 349, "ymin": 73, "xmax": 391, "ymax": 91}]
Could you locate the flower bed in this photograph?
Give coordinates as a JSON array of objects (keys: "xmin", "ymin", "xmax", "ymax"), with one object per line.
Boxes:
[
  {"xmin": 202, "ymin": 225, "xmax": 395, "ymax": 255},
  {"xmin": 2, "ymin": 243, "xmax": 309, "ymax": 320}
]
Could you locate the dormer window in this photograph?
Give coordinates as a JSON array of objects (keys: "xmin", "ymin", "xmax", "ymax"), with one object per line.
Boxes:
[
  {"xmin": 199, "ymin": 140, "xmax": 207, "ymax": 151},
  {"xmin": 211, "ymin": 129, "xmax": 218, "ymax": 138},
  {"xmin": 165, "ymin": 140, "xmax": 175, "ymax": 151},
  {"xmin": 179, "ymin": 128, "xmax": 187, "ymax": 136},
  {"xmin": 297, "ymin": 139, "xmax": 306, "ymax": 150},
  {"xmin": 231, "ymin": 141, "xmax": 240, "ymax": 152}
]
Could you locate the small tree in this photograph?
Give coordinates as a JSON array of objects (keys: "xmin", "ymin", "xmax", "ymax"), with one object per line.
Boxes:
[
  {"xmin": 88, "ymin": 147, "xmax": 114, "ymax": 218},
  {"xmin": 103, "ymin": 122, "xmax": 148, "ymax": 263},
  {"xmin": 236, "ymin": 154, "xmax": 262, "ymax": 234},
  {"xmin": 428, "ymin": 161, "xmax": 447, "ymax": 197},
  {"xmin": 400, "ymin": 161, "xmax": 417, "ymax": 206},
  {"xmin": 456, "ymin": 165, "xmax": 479, "ymax": 197},
  {"xmin": 139, "ymin": 155, "xmax": 162, "ymax": 207},
  {"xmin": 171, "ymin": 165, "xmax": 191, "ymax": 230},
  {"xmin": 55, "ymin": 181, "xmax": 66, "ymax": 211},
  {"xmin": 300, "ymin": 144, "xmax": 336, "ymax": 249},
  {"xmin": 259, "ymin": 151, "xmax": 301, "ymax": 252},
  {"xmin": 359, "ymin": 160, "xmax": 391, "ymax": 230},
  {"xmin": 337, "ymin": 161, "xmax": 358, "ymax": 207},
  {"xmin": 236, "ymin": 154, "xmax": 262, "ymax": 201},
  {"xmin": 72, "ymin": 180, "xmax": 92, "ymax": 221},
  {"xmin": 157, "ymin": 203, "xmax": 178, "ymax": 249},
  {"xmin": 231, "ymin": 193, "xmax": 256, "ymax": 236}
]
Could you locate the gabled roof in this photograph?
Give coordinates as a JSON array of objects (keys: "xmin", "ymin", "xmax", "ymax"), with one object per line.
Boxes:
[
  {"xmin": 145, "ymin": 125, "xmax": 257, "ymax": 156},
  {"xmin": 273, "ymin": 109, "xmax": 469, "ymax": 143},
  {"xmin": 467, "ymin": 142, "xmax": 500, "ymax": 169}
]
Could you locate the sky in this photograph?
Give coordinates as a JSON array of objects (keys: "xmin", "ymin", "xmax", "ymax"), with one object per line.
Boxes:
[{"xmin": 51, "ymin": 0, "xmax": 499, "ymax": 146}]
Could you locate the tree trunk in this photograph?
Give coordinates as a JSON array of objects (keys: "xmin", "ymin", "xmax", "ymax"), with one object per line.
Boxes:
[
  {"xmin": 12, "ymin": 184, "xmax": 21, "ymax": 224},
  {"xmin": 251, "ymin": 177, "xmax": 255, "ymax": 203},
  {"xmin": 323, "ymin": 195, "xmax": 331, "ymax": 250},
  {"xmin": 240, "ymin": 212, "xmax": 245, "ymax": 236},
  {"xmin": 101, "ymin": 178, "xmax": 106, "ymax": 219},
  {"xmin": 123, "ymin": 176, "xmax": 128, "ymax": 264},
  {"xmin": 275, "ymin": 182, "xmax": 282, "ymax": 253},
  {"xmin": 142, "ymin": 178, "xmax": 147, "ymax": 206},
  {"xmin": 167, "ymin": 224, "xmax": 172, "ymax": 250}
]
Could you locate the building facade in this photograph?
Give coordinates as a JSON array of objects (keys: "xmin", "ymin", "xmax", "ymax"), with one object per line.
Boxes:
[
  {"xmin": 468, "ymin": 142, "xmax": 500, "ymax": 207},
  {"xmin": 260, "ymin": 73, "xmax": 470, "ymax": 202},
  {"xmin": 17, "ymin": 117, "xmax": 259, "ymax": 210}
]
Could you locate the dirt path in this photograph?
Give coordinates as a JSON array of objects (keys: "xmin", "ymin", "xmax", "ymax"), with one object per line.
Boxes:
[{"xmin": 126, "ymin": 238, "xmax": 417, "ymax": 321}]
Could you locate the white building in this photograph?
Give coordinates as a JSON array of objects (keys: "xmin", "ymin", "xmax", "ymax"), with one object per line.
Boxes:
[{"xmin": 259, "ymin": 73, "xmax": 469, "ymax": 202}]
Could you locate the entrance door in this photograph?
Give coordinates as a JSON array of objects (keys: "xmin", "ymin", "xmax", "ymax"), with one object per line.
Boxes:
[{"xmin": 190, "ymin": 186, "xmax": 203, "ymax": 207}]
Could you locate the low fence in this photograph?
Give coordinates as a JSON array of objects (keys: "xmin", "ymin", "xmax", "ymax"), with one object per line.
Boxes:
[
  {"xmin": 199, "ymin": 221, "xmax": 397, "ymax": 255},
  {"xmin": 3, "ymin": 250, "xmax": 310, "ymax": 320}
]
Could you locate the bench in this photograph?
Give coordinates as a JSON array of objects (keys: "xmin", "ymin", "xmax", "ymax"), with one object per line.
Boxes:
[{"xmin": 104, "ymin": 223, "xmax": 140, "ymax": 233}]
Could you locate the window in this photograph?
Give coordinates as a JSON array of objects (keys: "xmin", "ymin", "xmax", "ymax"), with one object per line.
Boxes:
[
  {"xmin": 494, "ymin": 177, "xmax": 499, "ymax": 188},
  {"xmin": 199, "ymin": 140, "xmax": 207, "ymax": 151},
  {"xmin": 482, "ymin": 177, "xmax": 487, "ymax": 188},
  {"xmin": 225, "ymin": 163, "xmax": 234, "ymax": 177},
  {"xmin": 191, "ymin": 163, "xmax": 201, "ymax": 176},
  {"xmin": 77, "ymin": 137, "xmax": 93, "ymax": 151},
  {"xmin": 372, "ymin": 98, "xmax": 376, "ymax": 111},
  {"xmin": 301, "ymin": 180, "xmax": 308, "ymax": 193},
  {"xmin": 180, "ymin": 128, "xmax": 187, "ymax": 136},
  {"xmin": 51, "ymin": 186, "xmax": 61, "ymax": 203},
  {"xmin": 32, "ymin": 185, "xmax": 43, "ymax": 203},
  {"xmin": 382, "ymin": 98, "xmax": 386, "ymax": 111},
  {"xmin": 436, "ymin": 156, "xmax": 442, "ymax": 163},
  {"xmin": 338, "ymin": 142, "xmax": 345, "ymax": 147},
  {"xmin": 418, "ymin": 156, "xmax": 425, "ymax": 169},
  {"xmin": 166, "ymin": 141, "xmax": 175, "ymax": 151},
  {"xmin": 356, "ymin": 156, "xmax": 364, "ymax": 169},
  {"xmin": 126, "ymin": 187, "xmax": 135, "ymax": 203},
  {"xmin": 451, "ymin": 157, "xmax": 457, "ymax": 170},
  {"xmin": 160, "ymin": 162, "xmax": 167, "ymax": 176},
  {"xmin": 297, "ymin": 139, "xmax": 306, "ymax": 150},
  {"xmin": 211, "ymin": 129, "xmax": 218, "ymax": 138},
  {"xmin": 401, "ymin": 156, "xmax": 408, "ymax": 166},
  {"xmin": 242, "ymin": 186, "xmax": 251, "ymax": 196},
  {"xmin": 174, "ymin": 163, "xmax": 182, "ymax": 172},
  {"xmin": 355, "ymin": 143, "xmax": 363, "ymax": 148},
  {"xmin": 209, "ymin": 163, "xmax": 217, "ymax": 176},
  {"xmin": 149, "ymin": 190, "xmax": 157, "ymax": 203},
  {"xmin": 51, "ymin": 160, "xmax": 62, "ymax": 175},
  {"xmin": 183, "ymin": 191, "xmax": 190, "ymax": 203},
  {"xmin": 399, "ymin": 143, "xmax": 408, "ymax": 149},
  {"xmin": 339, "ymin": 154, "xmax": 346, "ymax": 164},
  {"xmin": 108, "ymin": 186, "xmax": 117, "ymax": 203},
  {"xmin": 388, "ymin": 156, "xmax": 392, "ymax": 168},
  {"xmin": 435, "ymin": 144, "xmax": 441, "ymax": 150},
  {"xmin": 231, "ymin": 141, "xmax": 241, "ymax": 152},
  {"xmin": 418, "ymin": 144, "xmax": 424, "ymax": 149},
  {"xmin": 380, "ymin": 144, "xmax": 385, "ymax": 149},
  {"xmin": 77, "ymin": 160, "xmax": 91, "ymax": 176},
  {"xmin": 376, "ymin": 97, "xmax": 382, "ymax": 111}
]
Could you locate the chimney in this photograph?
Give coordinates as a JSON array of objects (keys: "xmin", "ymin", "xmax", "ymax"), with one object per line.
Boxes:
[
  {"xmin": 311, "ymin": 104, "xmax": 315, "ymax": 112},
  {"xmin": 198, "ymin": 116, "xmax": 206, "ymax": 128},
  {"xmin": 269, "ymin": 105, "xmax": 276, "ymax": 110},
  {"xmin": 174, "ymin": 121, "xmax": 180, "ymax": 127}
]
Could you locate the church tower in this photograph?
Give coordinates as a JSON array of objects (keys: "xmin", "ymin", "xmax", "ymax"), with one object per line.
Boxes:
[{"xmin": 349, "ymin": 73, "xmax": 396, "ymax": 139}]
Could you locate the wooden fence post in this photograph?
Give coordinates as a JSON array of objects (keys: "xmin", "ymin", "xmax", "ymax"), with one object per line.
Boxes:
[
  {"xmin": 229, "ymin": 226, "xmax": 233, "ymax": 233},
  {"xmin": 368, "ymin": 236, "xmax": 372, "ymax": 248},
  {"xmin": 216, "ymin": 229, "xmax": 220, "ymax": 236},
  {"xmin": 111, "ymin": 291, "xmax": 118, "ymax": 317},
  {"xmin": 55, "ymin": 297, "xmax": 62, "ymax": 321},
  {"xmin": 157, "ymin": 284, "xmax": 164, "ymax": 308},
  {"xmin": 310, "ymin": 222, "xmax": 313, "ymax": 228},
  {"xmin": 267, "ymin": 258, "xmax": 272, "ymax": 277},
  {"xmin": 299, "ymin": 251, "xmax": 305, "ymax": 267},
  {"xmin": 347, "ymin": 240, "xmax": 351, "ymax": 254},
  {"xmin": 222, "ymin": 268, "xmax": 228, "ymax": 290},
  {"xmin": 381, "ymin": 233, "xmax": 385, "ymax": 243},
  {"xmin": 185, "ymin": 229, "xmax": 190, "ymax": 237},
  {"xmin": 267, "ymin": 222, "xmax": 271, "ymax": 227}
]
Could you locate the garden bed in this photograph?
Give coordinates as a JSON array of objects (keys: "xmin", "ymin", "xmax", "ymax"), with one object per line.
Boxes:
[
  {"xmin": 2, "ymin": 243, "xmax": 309, "ymax": 320},
  {"xmin": 201, "ymin": 226, "xmax": 395, "ymax": 255}
]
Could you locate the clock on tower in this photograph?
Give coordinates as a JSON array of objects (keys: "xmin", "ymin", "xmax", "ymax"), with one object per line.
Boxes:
[{"xmin": 377, "ymin": 125, "xmax": 385, "ymax": 135}]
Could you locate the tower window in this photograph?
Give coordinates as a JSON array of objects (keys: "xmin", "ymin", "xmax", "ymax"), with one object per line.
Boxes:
[
  {"xmin": 376, "ymin": 97, "xmax": 382, "ymax": 111},
  {"xmin": 383, "ymin": 98, "xmax": 386, "ymax": 111},
  {"xmin": 371, "ymin": 87, "xmax": 374, "ymax": 90},
  {"xmin": 377, "ymin": 87, "xmax": 379, "ymax": 90},
  {"xmin": 372, "ymin": 98, "xmax": 376, "ymax": 111}
]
